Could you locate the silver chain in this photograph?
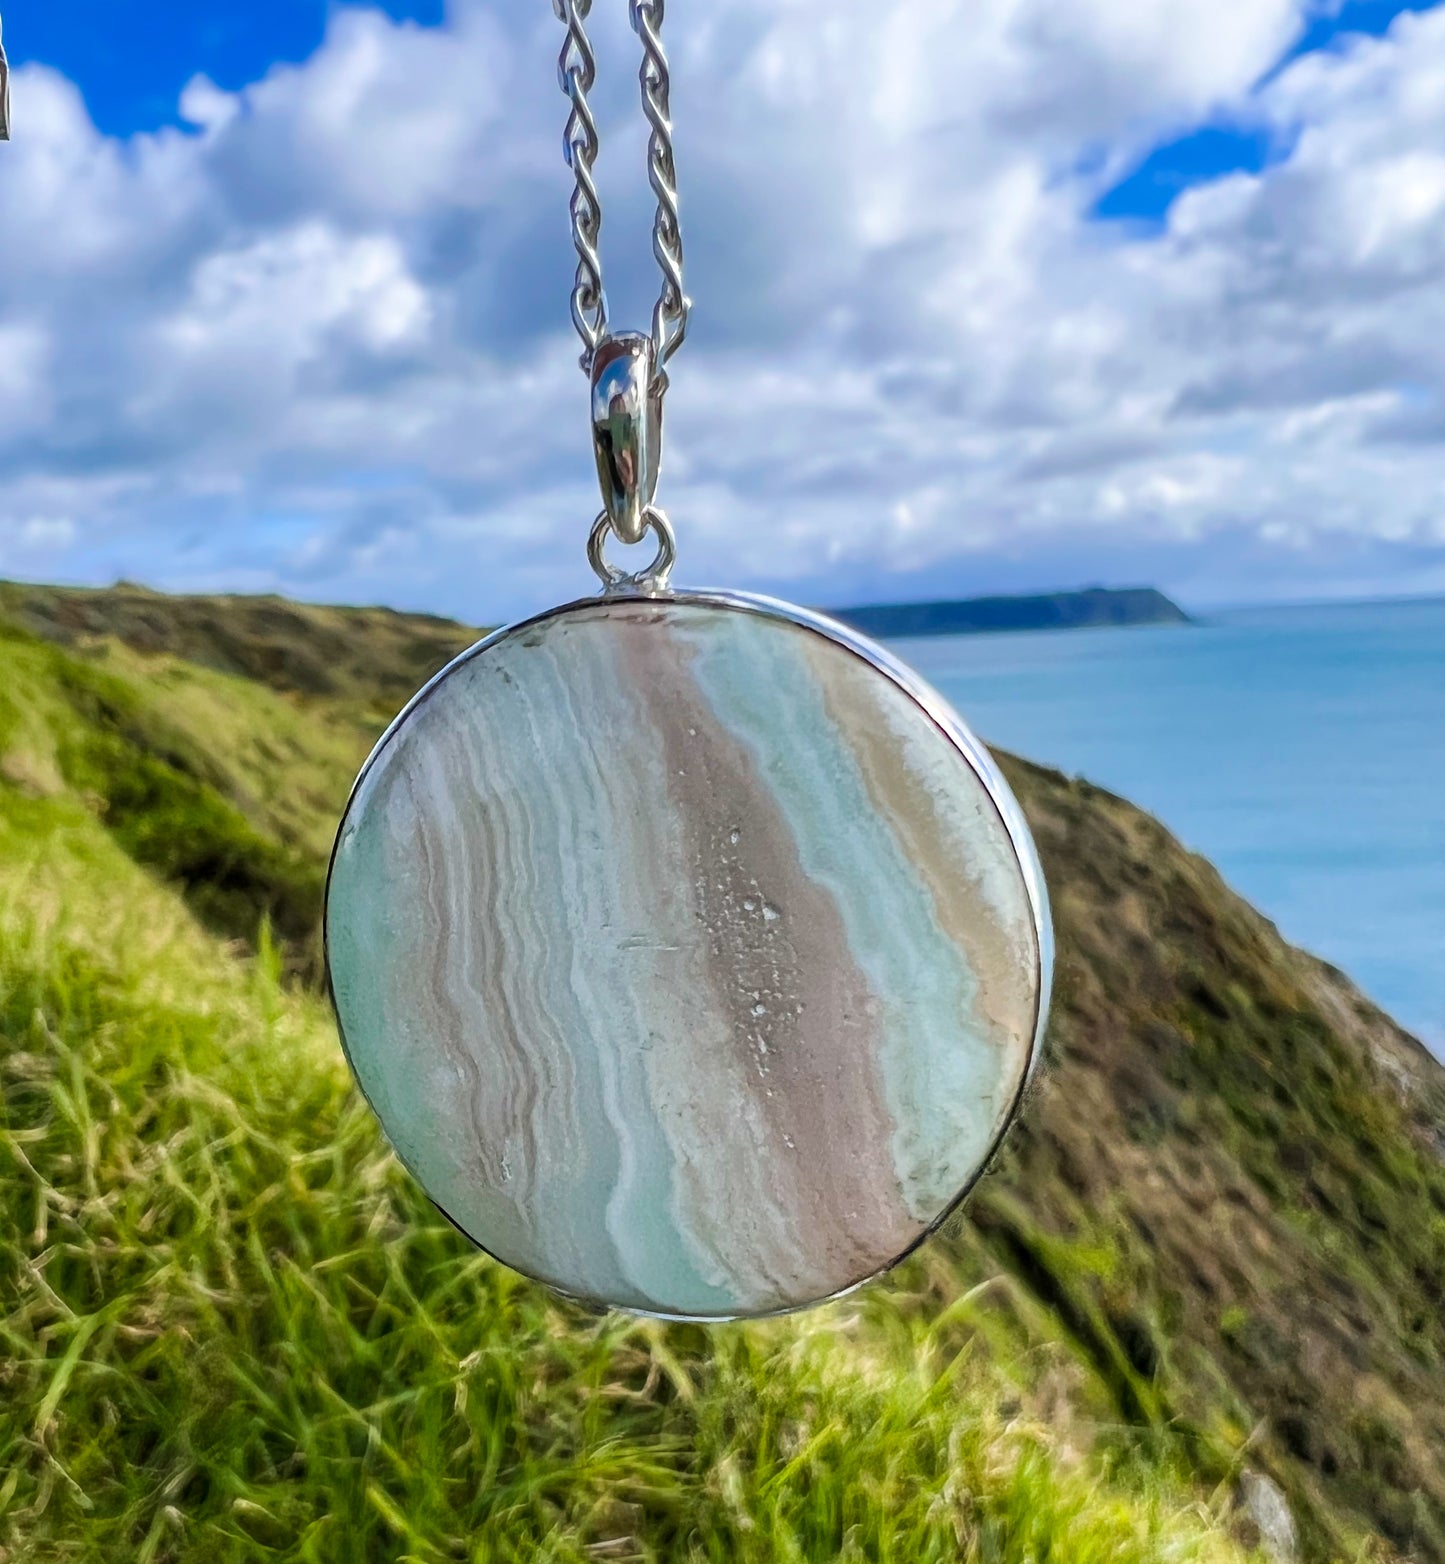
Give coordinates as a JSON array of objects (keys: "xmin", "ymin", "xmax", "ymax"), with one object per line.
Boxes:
[
  {"xmin": 0, "ymin": 14, "xmax": 11, "ymax": 143},
  {"xmin": 552, "ymin": 0, "xmax": 690, "ymax": 384}
]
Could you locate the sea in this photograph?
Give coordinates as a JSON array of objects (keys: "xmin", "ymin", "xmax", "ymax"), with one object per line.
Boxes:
[{"xmin": 887, "ymin": 597, "xmax": 1445, "ymax": 1059}]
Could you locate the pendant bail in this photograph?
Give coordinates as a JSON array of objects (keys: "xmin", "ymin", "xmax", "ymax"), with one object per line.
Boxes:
[{"xmin": 590, "ymin": 332, "xmax": 663, "ymax": 547}]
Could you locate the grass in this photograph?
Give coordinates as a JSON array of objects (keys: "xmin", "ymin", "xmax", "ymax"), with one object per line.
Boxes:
[
  {"xmin": 2, "ymin": 582, "xmax": 1444, "ymax": 1561},
  {"xmin": 0, "ymin": 797, "xmax": 1253, "ymax": 1562},
  {"xmin": 0, "ymin": 622, "xmax": 369, "ymax": 977}
]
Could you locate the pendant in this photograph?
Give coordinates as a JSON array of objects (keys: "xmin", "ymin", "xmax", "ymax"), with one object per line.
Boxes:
[{"xmin": 325, "ymin": 336, "xmax": 1051, "ymax": 1321}]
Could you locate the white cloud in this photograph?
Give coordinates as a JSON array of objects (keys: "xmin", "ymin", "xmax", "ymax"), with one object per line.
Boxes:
[
  {"xmin": 164, "ymin": 224, "xmax": 430, "ymax": 366},
  {"xmin": 0, "ymin": 322, "xmax": 49, "ymax": 428},
  {"xmin": 1, "ymin": 0, "xmax": 1444, "ymax": 617}
]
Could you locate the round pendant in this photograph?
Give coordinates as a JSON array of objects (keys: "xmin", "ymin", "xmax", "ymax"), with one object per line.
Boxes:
[{"xmin": 325, "ymin": 591, "xmax": 1051, "ymax": 1321}]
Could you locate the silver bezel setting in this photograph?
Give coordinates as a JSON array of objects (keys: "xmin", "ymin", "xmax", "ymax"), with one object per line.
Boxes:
[{"xmin": 325, "ymin": 587, "xmax": 1053, "ymax": 1323}]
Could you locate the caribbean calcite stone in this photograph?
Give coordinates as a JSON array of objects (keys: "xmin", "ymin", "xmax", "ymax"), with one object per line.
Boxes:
[{"xmin": 326, "ymin": 594, "xmax": 1049, "ymax": 1320}]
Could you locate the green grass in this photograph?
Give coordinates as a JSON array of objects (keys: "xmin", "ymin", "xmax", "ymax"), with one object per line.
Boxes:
[
  {"xmin": 0, "ymin": 624, "xmax": 368, "ymax": 976},
  {"xmin": 3, "ymin": 583, "xmax": 1444, "ymax": 1561},
  {"xmin": 0, "ymin": 800, "xmax": 1252, "ymax": 1562}
]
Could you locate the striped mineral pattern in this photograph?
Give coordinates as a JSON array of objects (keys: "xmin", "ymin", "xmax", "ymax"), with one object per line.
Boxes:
[{"xmin": 326, "ymin": 596, "xmax": 1046, "ymax": 1319}]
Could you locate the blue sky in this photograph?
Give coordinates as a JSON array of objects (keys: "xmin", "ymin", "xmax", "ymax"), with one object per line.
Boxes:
[
  {"xmin": 7, "ymin": 0, "xmax": 1432, "ymax": 211},
  {"xmin": 1095, "ymin": 0, "xmax": 1439, "ymax": 220},
  {"xmin": 2, "ymin": 0, "xmax": 1445, "ymax": 618},
  {"xmin": 3, "ymin": 1, "xmax": 445, "ymax": 134}
]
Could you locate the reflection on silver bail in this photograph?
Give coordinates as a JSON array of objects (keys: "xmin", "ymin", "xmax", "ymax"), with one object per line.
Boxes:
[{"xmin": 591, "ymin": 333, "xmax": 662, "ymax": 546}]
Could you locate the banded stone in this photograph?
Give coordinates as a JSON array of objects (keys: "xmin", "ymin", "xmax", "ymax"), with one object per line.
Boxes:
[{"xmin": 326, "ymin": 593, "xmax": 1049, "ymax": 1320}]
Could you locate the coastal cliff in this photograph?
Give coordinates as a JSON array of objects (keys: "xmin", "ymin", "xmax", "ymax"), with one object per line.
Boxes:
[
  {"xmin": 0, "ymin": 581, "xmax": 1440, "ymax": 1561},
  {"xmin": 832, "ymin": 586, "xmax": 1191, "ymax": 639}
]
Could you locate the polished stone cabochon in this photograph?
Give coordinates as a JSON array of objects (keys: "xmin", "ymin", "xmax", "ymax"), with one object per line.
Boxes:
[{"xmin": 326, "ymin": 595, "xmax": 1047, "ymax": 1319}]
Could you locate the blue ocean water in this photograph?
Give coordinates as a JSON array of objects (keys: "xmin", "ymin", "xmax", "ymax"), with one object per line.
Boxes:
[{"xmin": 890, "ymin": 598, "xmax": 1445, "ymax": 1057}]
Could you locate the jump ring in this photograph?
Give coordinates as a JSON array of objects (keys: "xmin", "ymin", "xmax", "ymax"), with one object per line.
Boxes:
[{"xmin": 588, "ymin": 507, "xmax": 676, "ymax": 595}]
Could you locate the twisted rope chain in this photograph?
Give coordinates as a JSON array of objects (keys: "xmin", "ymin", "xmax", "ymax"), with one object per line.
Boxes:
[
  {"xmin": 631, "ymin": 0, "xmax": 688, "ymax": 376},
  {"xmin": 552, "ymin": 0, "xmax": 690, "ymax": 385}
]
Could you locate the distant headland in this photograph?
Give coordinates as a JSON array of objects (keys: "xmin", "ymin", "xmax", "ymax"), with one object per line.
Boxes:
[{"xmin": 830, "ymin": 586, "xmax": 1191, "ymax": 639}]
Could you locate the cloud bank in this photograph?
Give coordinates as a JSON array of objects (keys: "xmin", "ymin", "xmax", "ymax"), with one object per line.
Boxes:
[{"xmin": 2, "ymin": 0, "xmax": 1445, "ymax": 618}]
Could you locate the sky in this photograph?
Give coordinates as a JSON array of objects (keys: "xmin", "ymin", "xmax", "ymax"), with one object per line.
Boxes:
[{"xmin": 2, "ymin": 0, "xmax": 1445, "ymax": 621}]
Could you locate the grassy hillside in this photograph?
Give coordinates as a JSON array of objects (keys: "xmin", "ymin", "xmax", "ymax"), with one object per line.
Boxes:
[
  {"xmin": 1, "ymin": 584, "xmax": 1441, "ymax": 1562},
  {"xmin": 0, "ymin": 581, "xmax": 474, "ymax": 706}
]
